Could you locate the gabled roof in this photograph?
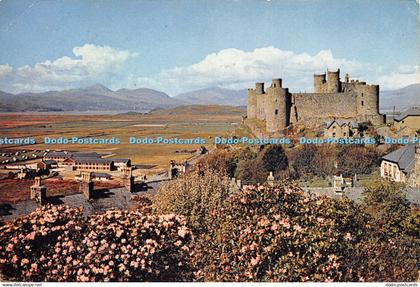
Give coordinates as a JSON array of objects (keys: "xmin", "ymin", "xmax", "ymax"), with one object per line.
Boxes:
[
  {"xmin": 72, "ymin": 152, "xmax": 101, "ymax": 158},
  {"xmin": 111, "ymin": 158, "xmax": 130, "ymax": 163},
  {"xmin": 382, "ymin": 144, "xmax": 415, "ymax": 173},
  {"xmin": 45, "ymin": 151, "xmax": 71, "ymax": 158},
  {"xmin": 91, "ymin": 172, "xmax": 112, "ymax": 178},
  {"xmin": 324, "ymin": 119, "xmax": 359, "ymax": 129},
  {"xmin": 394, "ymin": 107, "xmax": 420, "ymax": 122}
]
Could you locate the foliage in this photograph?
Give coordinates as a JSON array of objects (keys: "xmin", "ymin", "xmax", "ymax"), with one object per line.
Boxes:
[
  {"xmin": 191, "ymin": 183, "xmax": 371, "ymax": 282},
  {"xmin": 152, "ymin": 170, "xmax": 231, "ymax": 233},
  {"xmin": 195, "ymin": 149, "xmax": 236, "ymax": 177},
  {"xmin": 289, "ymin": 145, "xmax": 337, "ymax": 178},
  {"xmin": 257, "ymin": 145, "xmax": 288, "ymax": 175},
  {"xmin": 362, "ymin": 180, "xmax": 419, "ymax": 237},
  {"xmin": 0, "ymin": 205, "xmax": 193, "ymax": 282},
  {"xmin": 337, "ymin": 145, "xmax": 381, "ymax": 175}
]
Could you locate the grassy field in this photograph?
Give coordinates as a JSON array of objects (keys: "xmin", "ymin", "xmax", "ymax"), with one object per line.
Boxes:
[{"xmin": 0, "ymin": 106, "xmax": 245, "ymax": 172}]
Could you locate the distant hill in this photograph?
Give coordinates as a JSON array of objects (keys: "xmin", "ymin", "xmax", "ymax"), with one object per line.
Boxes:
[
  {"xmin": 1, "ymin": 82, "xmax": 417, "ymax": 113},
  {"xmin": 0, "ymin": 84, "xmax": 185, "ymax": 112},
  {"xmin": 148, "ymin": 104, "xmax": 246, "ymax": 116},
  {"xmin": 380, "ymin": 83, "xmax": 420, "ymax": 112},
  {"xmin": 174, "ymin": 87, "xmax": 247, "ymax": 106}
]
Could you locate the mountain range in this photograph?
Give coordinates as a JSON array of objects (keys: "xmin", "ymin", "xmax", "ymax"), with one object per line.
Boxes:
[
  {"xmin": 0, "ymin": 83, "xmax": 418, "ymax": 112},
  {"xmin": 379, "ymin": 83, "xmax": 420, "ymax": 112}
]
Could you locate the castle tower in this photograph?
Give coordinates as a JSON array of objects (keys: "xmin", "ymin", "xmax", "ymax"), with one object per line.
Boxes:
[
  {"xmin": 30, "ymin": 176, "xmax": 47, "ymax": 205},
  {"xmin": 345, "ymin": 73, "xmax": 350, "ymax": 83},
  {"xmin": 327, "ymin": 69, "xmax": 341, "ymax": 93},
  {"xmin": 271, "ymin": 78, "xmax": 282, "ymax": 88},
  {"xmin": 256, "ymin": 82, "xmax": 264, "ymax": 94},
  {"xmin": 314, "ymin": 73, "xmax": 327, "ymax": 93},
  {"xmin": 255, "ymin": 82, "xmax": 267, "ymax": 120},
  {"xmin": 265, "ymin": 79, "xmax": 291, "ymax": 133},
  {"xmin": 122, "ymin": 167, "xmax": 135, "ymax": 193},
  {"xmin": 355, "ymin": 83, "xmax": 383, "ymax": 124},
  {"xmin": 80, "ymin": 171, "xmax": 94, "ymax": 200},
  {"xmin": 247, "ymin": 89, "xmax": 257, "ymax": 119}
]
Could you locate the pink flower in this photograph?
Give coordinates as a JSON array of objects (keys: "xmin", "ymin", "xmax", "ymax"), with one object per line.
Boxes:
[
  {"xmin": 324, "ymin": 277, "xmax": 333, "ymax": 282},
  {"xmin": 293, "ymin": 224, "xmax": 303, "ymax": 233},
  {"xmin": 345, "ymin": 233, "xmax": 352, "ymax": 241},
  {"xmin": 250, "ymin": 256, "xmax": 261, "ymax": 266},
  {"xmin": 177, "ymin": 226, "xmax": 189, "ymax": 238},
  {"xmin": 21, "ymin": 258, "xmax": 29, "ymax": 266}
]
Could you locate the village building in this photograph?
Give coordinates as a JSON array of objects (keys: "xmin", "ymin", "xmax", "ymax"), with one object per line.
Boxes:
[
  {"xmin": 76, "ymin": 172, "xmax": 112, "ymax": 181},
  {"xmin": 393, "ymin": 107, "xmax": 420, "ymax": 132},
  {"xmin": 323, "ymin": 120, "xmax": 359, "ymax": 139},
  {"xmin": 44, "ymin": 151, "xmax": 72, "ymax": 164},
  {"xmin": 74, "ymin": 158, "xmax": 114, "ymax": 171},
  {"xmin": 381, "ymin": 143, "xmax": 420, "ymax": 187},
  {"xmin": 112, "ymin": 158, "xmax": 132, "ymax": 171}
]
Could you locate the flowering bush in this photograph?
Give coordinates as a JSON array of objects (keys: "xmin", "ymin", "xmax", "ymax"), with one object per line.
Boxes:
[
  {"xmin": 1, "ymin": 178, "xmax": 418, "ymax": 282},
  {"xmin": 0, "ymin": 205, "xmax": 193, "ymax": 282},
  {"xmin": 153, "ymin": 170, "xmax": 231, "ymax": 233},
  {"xmin": 191, "ymin": 183, "xmax": 370, "ymax": 282}
]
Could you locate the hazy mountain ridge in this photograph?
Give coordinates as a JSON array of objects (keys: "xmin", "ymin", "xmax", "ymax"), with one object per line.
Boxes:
[
  {"xmin": 380, "ymin": 83, "xmax": 420, "ymax": 112},
  {"xmin": 0, "ymin": 83, "xmax": 418, "ymax": 112},
  {"xmin": 0, "ymin": 85, "xmax": 185, "ymax": 112},
  {"xmin": 174, "ymin": 87, "xmax": 247, "ymax": 106}
]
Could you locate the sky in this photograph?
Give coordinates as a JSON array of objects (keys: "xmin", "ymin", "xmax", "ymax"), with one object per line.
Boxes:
[{"xmin": 0, "ymin": 0, "xmax": 418, "ymax": 95}]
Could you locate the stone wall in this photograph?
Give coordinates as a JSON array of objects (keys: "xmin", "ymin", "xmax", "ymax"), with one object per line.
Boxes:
[{"xmin": 290, "ymin": 92, "xmax": 358, "ymax": 126}]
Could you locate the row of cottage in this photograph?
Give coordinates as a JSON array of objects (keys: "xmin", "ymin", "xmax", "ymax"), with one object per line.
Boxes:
[{"xmin": 43, "ymin": 151, "xmax": 131, "ymax": 171}]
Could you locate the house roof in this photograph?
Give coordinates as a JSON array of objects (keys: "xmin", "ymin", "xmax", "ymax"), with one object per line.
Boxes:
[
  {"xmin": 394, "ymin": 107, "xmax": 420, "ymax": 122},
  {"xmin": 111, "ymin": 158, "xmax": 130, "ymax": 163},
  {"xmin": 72, "ymin": 152, "xmax": 101, "ymax": 158},
  {"xmin": 43, "ymin": 159, "xmax": 57, "ymax": 165},
  {"xmin": 382, "ymin": 144, "xmax": 416, "ymax": 173},
  {"xmin": 91, "ymin": 172, "xmax": 112, "ymax": 178},
  {"xmin": 324, "ymin": 119, "xmax": 359, "ymax": 129},
  {"xmin": 45, "ymin": 151, "xmax": 71, "ymax": 158}
]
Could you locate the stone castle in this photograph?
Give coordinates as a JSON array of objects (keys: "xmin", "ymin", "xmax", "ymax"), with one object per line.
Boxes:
[{"xmin": 246, "ymin": 69, "xmax": 385, "ymax": 133}]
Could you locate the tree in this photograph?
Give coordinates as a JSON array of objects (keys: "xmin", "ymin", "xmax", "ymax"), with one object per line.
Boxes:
[{"xmin": 257, "ymin": 145, "xmax": 288, "ymax": 175}]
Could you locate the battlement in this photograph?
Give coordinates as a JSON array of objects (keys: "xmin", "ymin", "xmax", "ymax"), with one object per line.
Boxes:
[{"xmin": 247, "ymin": 68, "xmax": 384, "ymax": 133}]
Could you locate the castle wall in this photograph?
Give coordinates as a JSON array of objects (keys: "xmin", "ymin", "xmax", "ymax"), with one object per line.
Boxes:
[
  {"xmin": 290, "ymin": 92, "xmax": 358, "ymax": 126},
  {"xmin": 246, "ymin": 69, "xmax": 384, "ymax": 133}
]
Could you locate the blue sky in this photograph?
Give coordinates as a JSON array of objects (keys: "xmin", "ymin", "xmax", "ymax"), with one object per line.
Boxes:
[{"xmin": 0, "ymin": 0, "xmax": 418, "ymax": 95}]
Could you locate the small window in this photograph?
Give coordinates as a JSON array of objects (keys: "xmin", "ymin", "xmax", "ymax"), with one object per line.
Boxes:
[
  {"xmin": 361, "ymin": 101, "xmax": 364, "ymax": 106},
  {"xmin": 275, "ymin": 109, "xmax": 278, "ymax": 115},
  {"xmin": 332, "ymin": 132, "xmax": 336, "ymax": 138}
]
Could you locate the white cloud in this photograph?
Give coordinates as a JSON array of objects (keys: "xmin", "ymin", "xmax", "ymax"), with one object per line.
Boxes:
[
  {"xmin": 1, "ymin": 45, "xmax": 418, "ymax": 94},
  {"xmin": 130, "ymin": 47, "xmax": 377, "ymax": 94},
  {"xmin": 0, "ymin": 44, "xmax": 136, "ymax": 93},
  {"xmin": 377, "ymin": 66, "xmax": 420, "ymax": 90},
  {"xmin": 0, "ymin": 64, "xmax": 12, "ymax": 78}
]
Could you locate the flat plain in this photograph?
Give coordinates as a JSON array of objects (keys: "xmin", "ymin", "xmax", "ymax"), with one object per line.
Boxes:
[{"xmin": 0, "ymin": 105, "xmax": 245, "ymax": 170}]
